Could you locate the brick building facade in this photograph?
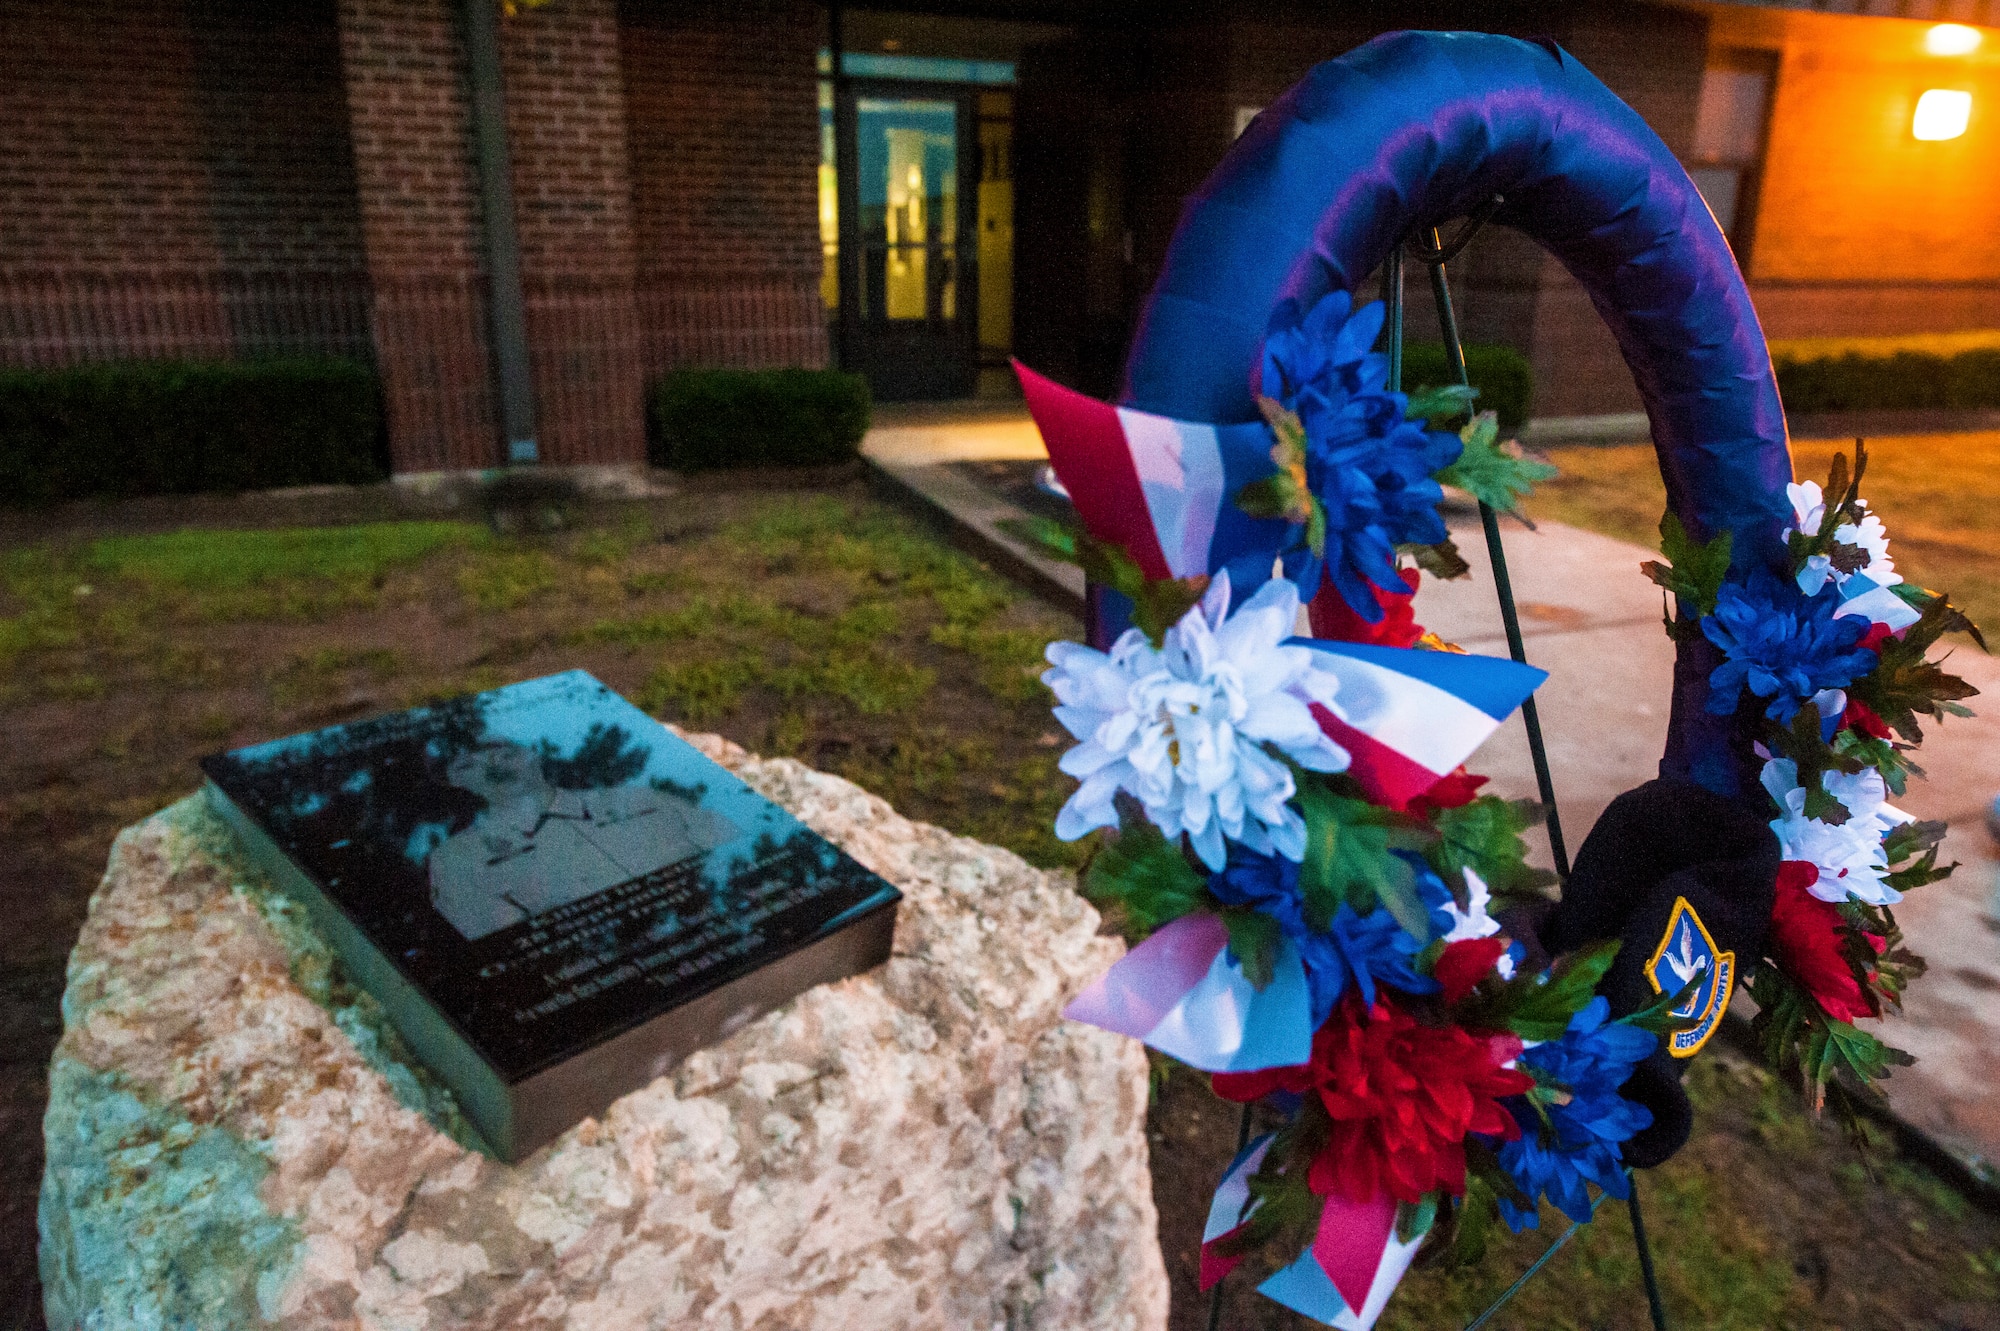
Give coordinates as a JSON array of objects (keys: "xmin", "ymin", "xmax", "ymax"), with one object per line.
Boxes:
[
  {"xmin": 1, "ymin": 0, "xmax": 1996, "ymax": 472},
  {"xmin": 0, "ymin": 0, "xmax": 826, "ymax": 475}
]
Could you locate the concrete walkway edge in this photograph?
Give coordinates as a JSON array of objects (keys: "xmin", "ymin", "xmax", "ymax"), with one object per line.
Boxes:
[{"xmin": 866, "ymin": 459, "xmax": 1084, "ymax": 616}]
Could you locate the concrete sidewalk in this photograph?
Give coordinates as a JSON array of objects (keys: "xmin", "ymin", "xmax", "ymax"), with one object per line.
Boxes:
[{"xmin": 866, "ymin": 404, "xmax": 2000, "ymax": 1178}]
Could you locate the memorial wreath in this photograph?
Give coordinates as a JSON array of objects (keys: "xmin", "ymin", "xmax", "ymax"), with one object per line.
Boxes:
[{"xmin": 1006, "ymin": 31, "xmax": 1982, "ymax": 1328}]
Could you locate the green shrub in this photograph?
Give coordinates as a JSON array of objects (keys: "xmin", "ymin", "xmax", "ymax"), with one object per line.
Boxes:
[
  {"xmin": 0, "ymin": 358, "xmax": 383, "ymax": 504},
  {"xmin": 648, "ymin": 368, "xmax": 871, "ymax": 472},
  {"xmin": 1401, "ymin": 342, "xmax": 1534, "ymax": 432},
  {"xmin": 1775, "ymin": 347, "xmax": 2000, "ymax": 414}
]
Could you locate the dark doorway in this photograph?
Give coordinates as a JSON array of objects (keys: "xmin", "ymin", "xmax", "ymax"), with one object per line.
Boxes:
[{"xmin": 836, "ymin": 79, "xmax": 981, "ymax": 400}]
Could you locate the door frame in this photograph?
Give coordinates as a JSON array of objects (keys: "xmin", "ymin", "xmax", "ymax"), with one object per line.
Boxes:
[{"xmin": 834, "ymin": 76, "xmax": 981, "ymax": 401}]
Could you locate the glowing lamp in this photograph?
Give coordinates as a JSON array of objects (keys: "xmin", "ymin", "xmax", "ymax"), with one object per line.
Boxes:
[
  {"xmin": 1913, "ymin": 89, "xmax": 1973, "ymax": 140},
  {"xmin": 1924, "ymin": 24, "xmax": 1983, "ymax": 56}
]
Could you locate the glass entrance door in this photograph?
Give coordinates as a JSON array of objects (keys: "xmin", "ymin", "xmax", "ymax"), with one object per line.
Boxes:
[{"xmin": 837, "ymin": 83, "xmax": 977, "ymax": 400}]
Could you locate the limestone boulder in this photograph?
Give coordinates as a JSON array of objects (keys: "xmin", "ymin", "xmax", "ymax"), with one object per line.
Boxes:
[{"xmin": 40, "ymin": 730, "xmax": 1168, "ymax": 1331}]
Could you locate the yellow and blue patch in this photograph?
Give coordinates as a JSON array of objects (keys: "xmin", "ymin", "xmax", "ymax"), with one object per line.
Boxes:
[{"xmin": 1645, "ymin": 896, "xmax": 1734, "ymax": 1058}]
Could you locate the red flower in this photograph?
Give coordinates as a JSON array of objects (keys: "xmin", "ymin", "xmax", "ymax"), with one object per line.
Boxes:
[
  {"xmin": 1435, "ymin": 937, "xmax": 1509, "ymax": 1004},
  {"xmin": 1309, "ymin": 568, "xmax": 1423, "ymax": 647},
  {"xmin": 1769, "ymin": 862, "xmax": 1885, "ymax": 1022},
  {"xmin": 1842, "ymin": 697, "xmax": 1892, "ymax": 740},
  {"xmin": 1408, "ymin": 768, "xmax": 1489, "ymax": 817},
  {"xmin": 1857, "ymin": 622, "xmax": 1897, "ymax": 653},
  {"xmin": 1212, "ymin": 994, "xmax": 1532, "ymax": 1204}
]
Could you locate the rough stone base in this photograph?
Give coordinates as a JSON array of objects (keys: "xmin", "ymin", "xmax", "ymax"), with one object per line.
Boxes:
[{"xmin": 40, "ymin": 730, "xmax": 1168, "ymax": 1331}]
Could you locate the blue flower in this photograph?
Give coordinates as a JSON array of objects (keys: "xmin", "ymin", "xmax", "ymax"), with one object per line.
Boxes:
[
  {"xmin": 1490, "ymin": 997, "xmax": 1657, "ymax": 1230},
  {"xmin": 1404, "ymin": 852, "xmax": 1464, "ymax": 939},
  {"xmin": 1210, "ymin": 846, "xmax": 1437, "ymax": 1026},
  {"xmin": 1261, "ymin": 292, "xmax": 1464, "ymax": 622},
  {"xmin": 1262, "ymin": 290, "xmax": 1392, "ymax": 411},
  {"xmin": 1701, "ymin": 569, "xmax": 1877, "ymax": 723}
]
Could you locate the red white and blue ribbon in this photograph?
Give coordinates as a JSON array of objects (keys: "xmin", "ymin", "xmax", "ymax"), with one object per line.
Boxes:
[
  {"xmin": 1015, "ymin": 359, "xmax": 1288, "ymax": 591},
  {"xmin": 1298, "ymin": 640, "xmax": 1548, "ymax": 810},
  {"xmin": 1257, "ymin": 1195, "xmax": 1425, "ymax": 1331},
  {"xmin": 1062, "ymin": 912, "xmax": 1313, "ymax": 1073},
  {"xmin": 1199, "ymin": 1134, "xmax": 1426, "ymax": 1330},
  {"xmin": 1835, "ymin": 572, "xmax": 1920, "ymax": 632}
]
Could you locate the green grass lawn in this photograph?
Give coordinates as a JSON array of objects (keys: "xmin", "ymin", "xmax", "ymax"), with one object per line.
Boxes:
[
  {"xmin": 1523, "ymin": 432, "xmax": 2000, "ymax": 636},
  {"xmin": 3, "ymin": 485, "xmax": 1998, "ymax": 1331}
]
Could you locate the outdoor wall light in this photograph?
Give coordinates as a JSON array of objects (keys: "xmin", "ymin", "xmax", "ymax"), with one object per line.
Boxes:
[
  {"xmin": 1924, "ymin": 23, "xmax": 1983, "ymax": 56},
  {"xmin": 1913, "ymin": 89, "xmax": 1973, "ymax": 140}
]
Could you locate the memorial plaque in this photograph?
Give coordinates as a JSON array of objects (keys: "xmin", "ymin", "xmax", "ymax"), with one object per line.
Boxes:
[{"xmin": 202, "ymin": 670, "xmax": 901, "ymax": 1161}]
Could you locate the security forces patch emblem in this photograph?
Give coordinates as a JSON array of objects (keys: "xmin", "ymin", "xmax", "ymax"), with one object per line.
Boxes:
[{"xmin": 1645, "ymin": 897, "xmax": 1734, "ymax": 1058}]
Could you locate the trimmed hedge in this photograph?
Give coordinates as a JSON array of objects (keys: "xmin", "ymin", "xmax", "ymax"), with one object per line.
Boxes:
[
  {"xmin": 649, "ymin": 368, "xmax": 872, "ymax": 473},
  {"xmin": 1401, "ymin": 342, "xmax": 1533, "ymax": 432},
  {"xmin": 1775, "ymin": 348, "xmax": 2000, "ymax": 414},
  {"xmin": 0, "ymin": 358, "xmax": 384, "ymax": 504}
]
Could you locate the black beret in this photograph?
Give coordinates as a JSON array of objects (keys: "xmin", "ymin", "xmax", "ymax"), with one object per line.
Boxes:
[{"xmin": 1539, "ymin": 779, "xmax": 1780, "ymax": 1167}]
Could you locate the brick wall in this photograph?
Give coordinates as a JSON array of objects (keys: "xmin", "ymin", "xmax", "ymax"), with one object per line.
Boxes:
[
  {"xmin": 621, "ymin": 0, "xmax": 828, "ymax": 375},
  {"xmin": 0, "ymin": 0, "xmax": 372, "ymax": 366},
  {"xmin": 503, "ymin": 0, "xmax": 645, "ymax": 466},
  {"xmin": 337, "ymin": 0, "xmax": 497, "ymax": 472},
  {"xmin": 1750, "ymin": 33, "xmax": 2000, "ymax": 285}
]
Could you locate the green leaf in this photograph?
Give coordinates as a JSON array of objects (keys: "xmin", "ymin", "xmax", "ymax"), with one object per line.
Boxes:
[
  {"xmin": 1437, "ymin": 411, "xmax": 1558, "ymax": 521},
  {"xmin": 1800, "ymin": 781, "xmax": 1852, "ymax": 825},
  {"xmin": 1642, "ymin": 512, "xmax": 1733, "ymax": 619},
  {"xmin": 1429, "ymin": 795, "xmax": 1557, "ymax": 902},
  {"xmin": 1459, "ymin": 940, "xmax": 1622, "ymax": 1042},
  {"xmin": 1240, "ymin": 397, "xmax": 1316, "ymax": 524},
  {"xmin": 1881, "ymin": 818, "xmax": 1947, "ymax": 866},
  {"xmin": 1305, "ymin": 495, "xmax": 1328, "ymax": 559},
  {"xmin": 1405, "ymin": 383, "xmax": 1479, "ymax": 423},
  {"xmin": 1129, "ymin": 577, "xmax": 1212, "ymax": 647},
  {"xmin": 1220, "ymin": 907, "xmax": 1282, "ymax": 989},
  {"xmin": 1828, "ymin": 540, "xmax": 1871, "ymax": 575},
  {"xmin": 1889, "ymin": 582, "xmax": 1987, "ymax": 651},
  {"xmin": 1851, "ymin": 597, "xmax": 1981, "ymax": 743},
  {"xmin": 1881, "ymin": 819, "xmax": 1955, "ymax": 894},
  {"xmin": 998, "ymin": 513, "xmax": 1081, "ymax": 565},
  {"xmin": 1749, "ymin": 960, "xmax": 1915, "ymax": 1115},
  {"xmin": 999, "ymin": 514, "xmax": 1214, "ymax": 647},
  {"xmin": 1620, "ymin": 974, "xmax": 1703, "ymax": 1037},
  {"xmin": 1824, "ymin": 1018, "xmax": 1916, "ymax": 1083},
  {"xmin": 1830, "ymin": 730, "xmax": 1921, "ymax": 795},
  {"xmin": 1234, "ymin": 474, "xmax": 1306, "ymax": 522},
  {"xmin": 1397, "ymin": 1192, "xmax": 1440, "ymax": 1245},
  {"xmin": 1450, "ymin": 1175, "xmax": 1496, "ymax": 1266},
  {"xmin": 1402, "ymin": 538, "xmax": 1471, "ymax": 581},
  {"xmin": 1080, "ymin": 819, "xmax": 1208, "ymax": 937},
  {"xmin": 1295, "ymin": 775, "xmax": 1433, "ymax": 931}
]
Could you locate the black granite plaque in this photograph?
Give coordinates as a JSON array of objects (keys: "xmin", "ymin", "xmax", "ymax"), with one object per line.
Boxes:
[{"xmin": 201, "ymin": 670, "xmax": 901, "ymax": 1159}]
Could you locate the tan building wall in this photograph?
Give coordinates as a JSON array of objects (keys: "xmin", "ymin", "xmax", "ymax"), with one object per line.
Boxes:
[{"xmin": 1701, "ymin": 3, "xmax": 2000, "ymax": 341}]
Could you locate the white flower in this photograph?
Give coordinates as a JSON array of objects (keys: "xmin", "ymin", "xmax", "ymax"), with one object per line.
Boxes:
[
  {"xmin": 1833, "ymin": 511, "xmax": 1898, "ymax": 587},
  {"xmin": 1442, "ymin": 867, "xmax": 1515, "ymax": 979},
  {"xmin": 1042, "ymin": 571, "xmax": 1351, "ymax": 870},
  {"xmin": 1786, "ymin": 480, "xmax": 1899, "ymax": 596},
  {"xmin": 1787, "ymin": 481, "xmax": 1826, "ymax": 534},
  {"xmin": 1760, "ymin": 757, "xmax": 1913, "ymax": 905}
]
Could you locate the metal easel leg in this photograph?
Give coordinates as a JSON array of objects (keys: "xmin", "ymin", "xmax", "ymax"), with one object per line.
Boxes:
[
  {"xmin": 1626, "ymin": 1177, "xmax": 1672, "ymax": 1331},
  {"xmin": 1410, "ymin": 225, "xmax": 1572, "ymax": 879}
]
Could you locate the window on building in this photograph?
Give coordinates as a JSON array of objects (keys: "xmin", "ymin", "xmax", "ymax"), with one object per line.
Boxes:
[
  {"xmin": 819, "ymin": 48, "xmax": 1018, "ymax": 396},
  {"xmin": 1689, "ymin": 49, "xmax": 1779, "ymax": 263}
]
